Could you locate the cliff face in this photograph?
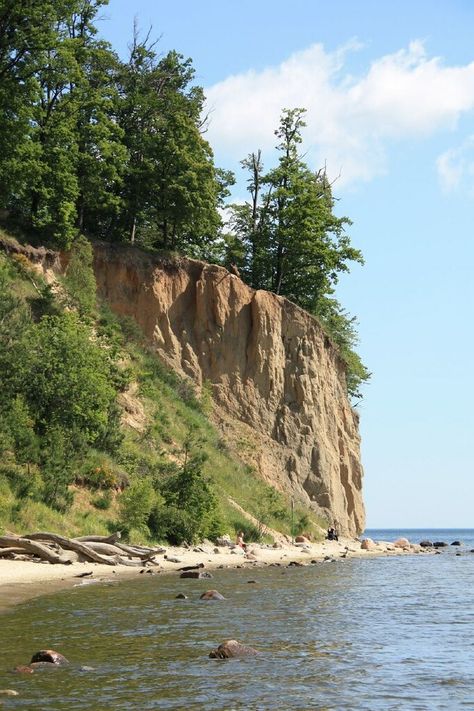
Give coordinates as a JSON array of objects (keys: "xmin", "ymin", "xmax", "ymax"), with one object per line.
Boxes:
[{"xmin": 94, "ymin": 243, "xmax": 365, "ymax": 536}]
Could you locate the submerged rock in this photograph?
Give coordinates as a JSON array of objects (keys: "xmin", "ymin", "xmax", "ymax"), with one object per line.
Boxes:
[
  {"xmin": 180, "ymin": 571, "xmax": 213, "ymax": 579},
  {"xmin": 209, "ymin": 640, "xmax": 259, "ymax": 659},
  {"xmin": 30, "ymin": 650, "xmax": 69, "ymax": 666},
  {"xmin": 199, "ymin": 590, "xmax": 225, "ymax": 600}
]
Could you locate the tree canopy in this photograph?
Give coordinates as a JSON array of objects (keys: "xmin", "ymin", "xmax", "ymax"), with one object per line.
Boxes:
[
  {"xmin": 226, "ymin": 109, "xmax": 370, "ymax": 398},
  {"xmin": 0, "ymin": 2, "xmax": 368, "ymax": 397}
]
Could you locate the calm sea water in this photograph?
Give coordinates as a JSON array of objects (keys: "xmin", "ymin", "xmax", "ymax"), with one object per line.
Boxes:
[{"xmin": 0, "ymin": 529, "xmax": 473, "ymax": 710}]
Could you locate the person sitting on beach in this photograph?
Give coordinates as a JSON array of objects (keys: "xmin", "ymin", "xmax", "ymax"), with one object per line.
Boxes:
[
  {"xmin": 236, "ymin": 531, "xmax": 247, "ymax": 551},
  {"xmin": 326, "ymin": 527, "xmax": 338, "ymax": 541}
]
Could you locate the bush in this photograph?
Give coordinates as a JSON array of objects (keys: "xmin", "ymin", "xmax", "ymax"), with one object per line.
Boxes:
[
  {"xmin": 92, "ymin": 491, "xmax": 112, "ymax": 510},
  {"xmin": 118, "ymin": 477, "xmax": 160, "ymax": 538},
  {"xmin": 39, "ymin": 427, "xmax": 74, "ymax": 512},
  {"xmin": 64, "ymin": 235, "xmax": 97, "ymax": 318},
  {"xmin": 76, "ymin": 452, "xmax": 118, "ymax": 490},
  {"xmin": 149, "ymin": 433, "xmax": 222, "ymax": 544}
]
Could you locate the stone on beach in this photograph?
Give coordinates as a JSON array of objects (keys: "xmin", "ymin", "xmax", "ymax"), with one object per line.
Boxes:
[
  {"xmin": 361, "ymin": 538, "xmax": 376, "ymax": 550},
  {"xmin": 394, "ymin": 538, "xmax": 410, "ymax": 549}
]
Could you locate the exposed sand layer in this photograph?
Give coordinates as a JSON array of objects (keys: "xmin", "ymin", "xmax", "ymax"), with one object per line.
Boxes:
[{"xmin": 0, "ymin": 537, "xmax": 428, "ymax": 612}]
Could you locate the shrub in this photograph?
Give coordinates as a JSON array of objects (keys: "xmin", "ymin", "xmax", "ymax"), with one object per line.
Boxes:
[
  {"xmin": 39, "ymin": 427, "xmax": 74, "ymax": 512},
  {"xmin": 64, "ymin": 235, "xmax": 97, "ymax": 318},
  {"xmin": 149, "ymin": 433, "xmax": 222, "ymax": 544},
  {"xmin": 92, "ymin": 491, "xmax": 112, "ymax": 510},
  {"xmin": 118, "ymin": 477, "xmax": 160, "ymax": 538},
  {"xmin": 76, "ymin": 452, "xmax": 118, "ymax": 490}
]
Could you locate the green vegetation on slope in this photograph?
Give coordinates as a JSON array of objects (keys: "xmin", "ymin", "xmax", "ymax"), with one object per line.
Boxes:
[{"xmin": 0, "ymin": 234, "xmax": 324, "ymax": 543}]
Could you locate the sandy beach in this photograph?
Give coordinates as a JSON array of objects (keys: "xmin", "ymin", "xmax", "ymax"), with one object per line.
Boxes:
[{"xmin": 0, "ymin": 536, "xmax": 425, "ymax": 612}]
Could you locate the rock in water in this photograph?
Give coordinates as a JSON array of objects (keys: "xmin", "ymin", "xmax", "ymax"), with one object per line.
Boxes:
[
  {"xmin": 209, "ymin": 640, "xmax": 259, "ymax": 658},
  {"xmin": 29, "ymin": 650, "xmax": 69, "ymax": 666},
  {"xmin": 180, "ymin": 571, "xmax": 213, "ymax": 579},
  {"xmin": 199, "ymin": 590, "xmax": 225, "ymax": 600}
]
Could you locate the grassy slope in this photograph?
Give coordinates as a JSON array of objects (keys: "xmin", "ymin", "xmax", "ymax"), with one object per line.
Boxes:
[{"xmin": 0, "ymin": 231, "xmax": 326, "ymax": 542}]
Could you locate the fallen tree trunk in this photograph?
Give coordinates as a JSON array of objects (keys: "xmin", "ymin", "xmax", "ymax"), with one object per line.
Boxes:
[
  {"xmin": 80, "ymin": 542, "xmax": 128, "ymax": 557},
  {"xmin": 0, "ymin": 536, "xmax": 72, "ymax": 564},
  {"xmin": 25, "ymin": 532, "xmax": 116, "ymax": 565},
  {"xmin": 74, "ymin": 533, "xmax": 121, "ymax": 544},
  {"xmin": 114, "ymin": 543, "xmax": 161, "ymax": 560},
  {"xmin": 0, "ymin": 547, "xmax": 26, "ymax": 557}
]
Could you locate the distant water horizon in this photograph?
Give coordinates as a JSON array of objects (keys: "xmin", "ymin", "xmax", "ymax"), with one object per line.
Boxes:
[{"xmin": 364, "ymin": 527, "xmax": 474, "ymax": 546}]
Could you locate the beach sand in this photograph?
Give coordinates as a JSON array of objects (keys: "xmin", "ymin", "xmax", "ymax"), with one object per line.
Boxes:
[{"xmin": 0, "ymin": 536, "xmax": 423, "ymax": 612}]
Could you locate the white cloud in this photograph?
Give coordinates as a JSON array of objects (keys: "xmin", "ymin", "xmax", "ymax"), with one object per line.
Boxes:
[
  {"xmin": 205, "ymin": 41, "xmax": 474, "ymax": 186},
  {"xmin": 437, "ymin": 136, "xmax": 474, "ymax": 193}
]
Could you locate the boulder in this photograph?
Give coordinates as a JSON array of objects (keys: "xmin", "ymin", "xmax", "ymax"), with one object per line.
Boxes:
[
  {"xmin": 361, "ymin": 538, "xmax": 375, "ymax": 550},
  {"xmin": 419, "ymin": 540, "xmax": 433, "ymax": 547},
  {"xmin": 30, "ymin": 650, "xmax": 69, "ymax": 666},
  {"xmin": 209, "ymin": 639, "xmax": 259, "ymax": 659},
  {"xmin": 451, "ymin": 541, "xmax": 463, "ymax": 546},
  {"xmin": 433, "ymin": 541, "xmax": 448, "ymax": 548},
  {"xmin": 295, "ymin": 535, "xmax": 310, "ymax": 543},
  {"xmin": 175, "ymin": 593, "xmax": 188, "ymax": 599},
  {"xmin": 394, "ymin": 538, "xmax": 410, "ymax": 549},
  {"xmin": 199, "ymin": 590, "xmax": 225, "ymax": 600},
  {"xmin": 215, "ymin": 535, "xmax": 232, "ymax": 547}
]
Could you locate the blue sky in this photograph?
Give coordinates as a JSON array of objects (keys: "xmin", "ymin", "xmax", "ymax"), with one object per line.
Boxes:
[{"xmin": 100, "ymin": 1, "xmax": 474, "ymax": 528}]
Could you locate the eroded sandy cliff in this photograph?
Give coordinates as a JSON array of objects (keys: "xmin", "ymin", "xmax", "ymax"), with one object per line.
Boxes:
[{"xmin": 94, "ymin": 243, "xmax": 365, "ymax": 536}]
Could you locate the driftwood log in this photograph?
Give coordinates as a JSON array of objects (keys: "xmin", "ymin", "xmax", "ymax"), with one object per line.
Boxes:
[
  {"xmin": 0, "ymin": 536, "xmax": 72, "ymax": 564},
  {"xmin": 75, "ymin": 532, "xmax": 121, "ymax": 544},
  {"xmin": 0, "ymin": 532, "xmax": 163, "ymax": 567}
]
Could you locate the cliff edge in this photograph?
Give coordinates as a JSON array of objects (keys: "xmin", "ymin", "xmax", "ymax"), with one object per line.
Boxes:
[{"xmin": 94, "ymin": 243, "xmax": 365, "ymax": 536}]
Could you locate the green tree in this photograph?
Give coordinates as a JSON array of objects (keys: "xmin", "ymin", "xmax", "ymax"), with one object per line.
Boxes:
[
  {"xmin": 0, "ymin": 1, "xmax": 116, "ymax": 246},
  {"xmin": 115, "ymin": 32, "xmax": 224, "ymax": 254},
  {"xmin": 21, "ymin": 312, "xmax": 118, "ymax": 447},
  {"xmin": 40, "ymin": 426, "xmax": 74, "ymax": 511},
  {"xmin": 150, "ymin": 431, "xmax": 220, "ymax": 544},
  {"xmin": 119, "ymin": 476, "xmax": 158, "ymax": 538},
  {"xmin": 64, "ymin": 234, "xmax": 97, "ymax": 317},
  {"xmin": 228, "ymin": 108, "xmax": 370, "ymax": 398}
]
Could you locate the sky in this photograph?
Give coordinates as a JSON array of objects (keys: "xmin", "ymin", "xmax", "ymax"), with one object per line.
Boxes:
[{"xmin": 99, "ymin": 0, "xmax": 474, "ymax": 528}]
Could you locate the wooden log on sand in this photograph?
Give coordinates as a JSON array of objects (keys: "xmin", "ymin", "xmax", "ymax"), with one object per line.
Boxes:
[
  {"xmin": 25, "ymin": 532, "xmax": 117, "ymax": 565},
  {"xmin": 74, "ymin": 532, "xmax": 121, "ymax": 544},
  {"xmin": 0, "ymin": 536, "xmax": 72, "ymax": 565}
]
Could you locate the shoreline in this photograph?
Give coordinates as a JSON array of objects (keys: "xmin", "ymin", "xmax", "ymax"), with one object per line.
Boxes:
[{"xmin": 0, "ymin": 537, "xmax": 427, "ymax": 613}]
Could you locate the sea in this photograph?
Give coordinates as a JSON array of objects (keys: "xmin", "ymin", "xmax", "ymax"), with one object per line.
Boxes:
[{"xmin": 0, "ymin": 528, "xmax": 472, "ymax": 710}]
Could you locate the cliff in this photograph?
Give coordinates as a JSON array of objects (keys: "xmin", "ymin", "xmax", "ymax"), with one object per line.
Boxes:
[{"xmin": 93, "ymin": 242, "xmax": 365, "ymax": 536}]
